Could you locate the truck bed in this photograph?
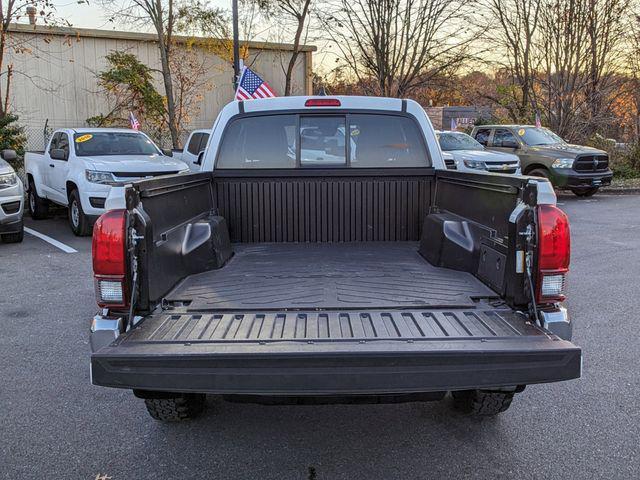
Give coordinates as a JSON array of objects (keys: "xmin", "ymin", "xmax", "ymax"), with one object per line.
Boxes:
[{"xmin": 165, "ymin": 242, "xmax": 495, "ymax": 310}]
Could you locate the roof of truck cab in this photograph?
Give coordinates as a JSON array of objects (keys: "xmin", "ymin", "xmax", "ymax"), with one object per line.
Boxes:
[
  {"xmin": 236, "ymin": 96, "xmax": 408, "ymax": 113},
  {"xmin": 473, "ymin": 125, "xmax": 536, "ymax": 129},
  {"xmin": 67, "ymin": 128, "xmax": 144, "ymax": 134}
]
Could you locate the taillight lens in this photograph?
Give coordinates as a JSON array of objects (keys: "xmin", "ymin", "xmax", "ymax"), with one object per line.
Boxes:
[
  {"xmin": 92, "ymin": 209, "xmax": 128, "ymax": 308},
  {"xmin": 305, "ymin": 98, "xmax": 341, "ymax": 107},
  {"xmin": 536, "ymin": 204, "xmax": 570, "ymax": 303}
]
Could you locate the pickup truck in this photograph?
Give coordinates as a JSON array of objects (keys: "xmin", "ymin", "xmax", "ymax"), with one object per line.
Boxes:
[
  {"xmin": 0, "ymin": 149, "xmax": 24, "ymax": 243},
  {"xmin": 89, "ymin": 96, "xmax": 581, "ymax": 421},
  {"xmin": 172, "ymin": 129, "xmax": 210, "ymax": 171},
  {"xmin": 436, "ymin": 130, "xmax": 520, "ymax": 173},
  {"xmin": 25, "ymin": 128, "xmax": 189, "ymax": 235},
  {"xmin": 471, "ymin": 124, "xmax": 613, "ymax": 197}
]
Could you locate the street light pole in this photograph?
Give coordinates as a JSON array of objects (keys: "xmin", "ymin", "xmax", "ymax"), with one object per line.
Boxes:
[{"xmin": 232, "ymin": 0, "xmax": 240, "ymax": 89}]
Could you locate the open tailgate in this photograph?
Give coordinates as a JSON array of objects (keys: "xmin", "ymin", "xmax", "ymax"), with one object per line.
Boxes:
[{"xmin": 91, "ymin": 307, "xmax": 581, "ymax": 395}]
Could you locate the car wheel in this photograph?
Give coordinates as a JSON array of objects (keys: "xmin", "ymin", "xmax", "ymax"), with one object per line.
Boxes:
[
  {"xmin": 68, "ymin": 189, "xmax": 92, "ymax": 236},
  {"xmin": 1, "ymin": 228, "xmax": 24, "ymax": 243},
  {"xmin": 527, "ymin": 168, "xmax": 549, "ymax": 179},
  {"xmin": 143, "ymin": 394, "xmax": 206, "ymax": 422},
  {"xmin": 28, "ymin": 180, "xmax": 49, "ymax": 220},
  {"xmin": 571, "ymin": 187, "xmax": 599, "ymax": 197},
  {"xmin": 451, "ymin": 389, "xmax": 515, "ymax": 416}
]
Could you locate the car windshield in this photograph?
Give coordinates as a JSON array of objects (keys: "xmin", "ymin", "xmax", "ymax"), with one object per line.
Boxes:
[
  {"xmin": 73, "ymin": 132, "xmax": 160, "ymax": 156},
  {"xmin": 437, "ymin": 132, "xmax": 484, "ymax": 151},
  {"xmin": 519, "ymin": 127, "xmax": 565, "ymax": 146}
]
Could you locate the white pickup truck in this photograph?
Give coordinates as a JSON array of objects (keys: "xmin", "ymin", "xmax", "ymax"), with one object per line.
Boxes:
[
  {"xmin": 172, "ymin": 129, "xmax": 210, "ymax": 171},
  {"xmin": 25, "ymin": 128, "xmax": 189, "ymax": 235}
]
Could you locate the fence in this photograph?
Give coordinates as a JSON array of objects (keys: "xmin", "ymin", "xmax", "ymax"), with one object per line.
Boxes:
[{"xmin": 23, "ymin": 123, "xmax": 201, "ymax": 152}]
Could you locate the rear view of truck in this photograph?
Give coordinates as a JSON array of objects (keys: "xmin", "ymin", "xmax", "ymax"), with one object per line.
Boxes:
[{"xmin": 89, "ymin": 97, "xmax": 580, "ymax": 421}]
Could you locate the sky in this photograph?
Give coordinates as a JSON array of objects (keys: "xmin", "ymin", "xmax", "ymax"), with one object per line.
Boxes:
[{"xmin": 48, "ymin": 0, "xmax": 229, "ymax": 31}]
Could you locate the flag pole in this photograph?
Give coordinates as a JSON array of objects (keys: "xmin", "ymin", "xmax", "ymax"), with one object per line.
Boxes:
[{"xmin": 232, "ymin": 0, "xmax": 240, "ymax": 90}]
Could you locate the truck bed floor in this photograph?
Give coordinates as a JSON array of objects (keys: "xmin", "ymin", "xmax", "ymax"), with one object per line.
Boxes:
[{"xmin": 166, "ymin": 242, "xmax": 495, "ymax": 310}]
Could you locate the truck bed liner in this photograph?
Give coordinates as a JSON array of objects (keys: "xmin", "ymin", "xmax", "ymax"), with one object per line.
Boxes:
[{"xmin": 166, "ymin": 242, "xmax": 496, "ymax": 310}]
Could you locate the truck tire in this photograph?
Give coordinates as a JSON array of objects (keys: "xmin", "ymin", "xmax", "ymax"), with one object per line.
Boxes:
[
  {"xmin": 68, "ymin": 189, "xmax": 92, "ymax": 236},
  {"xmin": 28, "ymin": 180, "xmax": 49, "ymax": 220},
  {"xmin": 571, "ymin": 187, "xmax": 599, "ymax": 197},
  {"xmin": 527, "ymin": 168, "xmax": 549, "ymax": 180},
  {"xmin": 143, "ymin": 394, "xmax": 206, "ymax": 422},
  {"xmin": 1, "ymin": 229, "xmax": 24, "ymax": 243},
  {"xmin": 451, "ymin": 390, "xmax": 514, "ymax": 416}
]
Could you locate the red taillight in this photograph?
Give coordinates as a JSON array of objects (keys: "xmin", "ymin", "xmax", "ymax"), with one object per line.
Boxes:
[
  {"xmin": 92, "ymin": 209, "xmax": 128, "ymax": 308},
  {"xmin": 305, "ymin": 98, "xmax": 341, "ymax": 107},
  {"xmin": 536, "ymin": 204, "xmax": 570, "ymax": 303}
]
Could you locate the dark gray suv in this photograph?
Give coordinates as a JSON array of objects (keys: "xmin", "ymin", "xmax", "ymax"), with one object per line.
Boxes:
[{"xmin": 470, "ymin": 125, "xmax": 613, "ymax": 197}]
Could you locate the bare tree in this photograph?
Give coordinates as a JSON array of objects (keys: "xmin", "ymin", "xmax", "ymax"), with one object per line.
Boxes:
[
  {"xmin": 583, "ymin": 0, "xmax": 630, "ymax": 133},
  {"xmin": 101, "ymin": 0, "xmax": 182, "ymax": 147},
  {"xmin": 481, "ymin": 0, "xmax": 541, "ymax": 121},
  {"xmin": 259, "ymin": 0, "xmax": 313, "ymax": 95},
  {"xmin": 322, "ymin": 0, "xmax": 479, "ymax": 98},
  {"xmin": 0, "ymin": 0, "xmax": 67, "ymax": 116}
]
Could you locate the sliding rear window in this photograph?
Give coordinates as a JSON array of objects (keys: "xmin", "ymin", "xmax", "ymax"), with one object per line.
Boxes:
[{"xmin": 216, "ymin": 113, "xmax": 430, "ymax": 168}]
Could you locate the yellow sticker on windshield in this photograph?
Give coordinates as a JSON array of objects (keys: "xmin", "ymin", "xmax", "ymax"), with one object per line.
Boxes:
[
  {"xmin": 517, "ymin": 129, "xmax": 525, "ymax": 136},
  {"xmin": 75, "ymin": 134, "xmax": 93, "ymax": 143},
  {"xmin": 351, "ymin": 129, "xmax": 360, "ymax": 136}
]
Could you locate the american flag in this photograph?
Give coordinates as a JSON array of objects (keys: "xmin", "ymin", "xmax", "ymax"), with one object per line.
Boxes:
[
  {"xmin": 235, "ymin": 66, "xmax": 277, "ymax": 100},
  {"xmin": 129, "ymin": 111, "xmax": 140, "ymax": 130},
  {"xmin": 535, "ymin": 112, "xmax": 542, "ymax": 128}
]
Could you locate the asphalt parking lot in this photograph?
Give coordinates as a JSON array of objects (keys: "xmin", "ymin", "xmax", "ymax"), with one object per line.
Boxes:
[{"xmin": 1, "ymin": 193, "xmax": 639, "ymax": 480}]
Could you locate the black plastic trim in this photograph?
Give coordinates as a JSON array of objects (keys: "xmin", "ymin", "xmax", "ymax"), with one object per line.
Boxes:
[{"xmin": 91, "ymin": 337, "xmax": 581, "ymax": 395}]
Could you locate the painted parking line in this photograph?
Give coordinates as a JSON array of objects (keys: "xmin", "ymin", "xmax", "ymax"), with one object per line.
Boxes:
[{"xmin": 24, "ymin": 227, "xmax": 78, "ymax": 254}]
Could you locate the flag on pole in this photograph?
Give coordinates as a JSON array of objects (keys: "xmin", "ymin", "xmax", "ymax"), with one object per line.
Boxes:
[
  {"xmin": 450, "ymin": 118, "xmax": 458, "ymax": 131},
  {"xmin": 129, "ymin": 111, "xmax": 140, "ymax": 131},
  {"xmin": 235, "ymin": 66, "xmax": 277, "ymax": 100},
  {"xmin": 535, "ymin": 112, "xmax": 542, "ymax": 128}
]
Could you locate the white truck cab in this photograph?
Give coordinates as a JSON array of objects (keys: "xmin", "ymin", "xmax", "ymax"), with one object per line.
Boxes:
[
  {"xmin": 25, "ymin": 128, "xmax": 189, "ymax": 235},
  {"xmin": 174, "ymin": 129, "xmax": 210, "ymax": 171}
]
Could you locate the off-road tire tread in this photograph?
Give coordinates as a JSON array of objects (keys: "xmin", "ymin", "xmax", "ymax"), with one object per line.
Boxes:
[
  {"xmin": 144, "ymin": 394, "xmax": 205, "ymax": 422},
  {"xmin": 452, "ymin": 390, "xmax": 514, "ymax": 416},
  {"xmin": 68, "ymin": 189, "xmax": 92, "ymax": 236},
  {"xmin": 28, "ymin": 180, "xmax": 49, "ymax": 220}
]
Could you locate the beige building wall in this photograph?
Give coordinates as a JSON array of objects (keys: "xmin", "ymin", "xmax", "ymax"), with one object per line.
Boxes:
[{"xmin": 6, "ymin": 24, "xmax": 315, "ymax": 148}]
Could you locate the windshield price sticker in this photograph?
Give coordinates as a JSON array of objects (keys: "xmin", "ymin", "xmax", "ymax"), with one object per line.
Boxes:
[
  {"xmin": 518, "ymin": 129, "xmax": 525, "ymax": 136},
  {"xmin": 75, "ymin": 134, "xmax": 93, "ymax": 143}
]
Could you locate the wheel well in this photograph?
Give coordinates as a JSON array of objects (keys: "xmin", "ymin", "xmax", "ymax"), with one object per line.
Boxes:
[
  {"xmin": 66, "ymin": 181, "xmax": 78, "ymax": 200},
  {"xmin": 523, "ymin": 164, "xmax": 548, "ymax": 175},
  {"xmin": 27, "ymin": 173, "xmax": 34, "ymax": 186}
]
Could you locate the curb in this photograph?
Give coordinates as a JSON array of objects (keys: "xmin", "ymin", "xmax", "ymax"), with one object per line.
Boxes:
[{"xmin": 600, "ymin": 187, "xmax": 640, "ymax": 195}]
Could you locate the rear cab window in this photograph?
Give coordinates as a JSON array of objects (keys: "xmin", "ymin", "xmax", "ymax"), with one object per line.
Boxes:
[{"xmin": 216, "ymin": 113, "xmax": 430, "ymax": 169}]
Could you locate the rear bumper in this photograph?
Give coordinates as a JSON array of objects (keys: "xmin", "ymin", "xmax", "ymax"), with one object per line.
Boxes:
[{"xmin": 91, "ymin": 336, "xmax": 581, "ymax": 395}]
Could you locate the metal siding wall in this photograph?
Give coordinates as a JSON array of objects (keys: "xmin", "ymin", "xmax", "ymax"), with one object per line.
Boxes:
[
  {"xmin": 5, "ymin": 29, "xmax": 311, "ymax": 148},
  {"xmin": 213, "ymin": 175, "xmax": 433, "ymax": 243}
]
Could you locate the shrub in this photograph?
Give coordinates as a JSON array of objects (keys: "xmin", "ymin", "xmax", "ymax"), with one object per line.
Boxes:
[
  {"xmin": 0, "ymin": 114, "xmax": 26, "ymax": 170},
  {"xmin": 587, "ymin": 133, "xmax": 640, "ymax": 179}
]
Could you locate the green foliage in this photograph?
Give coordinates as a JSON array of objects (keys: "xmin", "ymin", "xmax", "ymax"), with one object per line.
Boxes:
[
  {"xmin": 0, "ymin": 114, "xmax": 26, "ymax": 169},
  {"xmin": 88, "ymin": 51, "xmax": 165, "ymax": 127},
  {"xmin": 587, "ymin": 133, "xmax": 640, "ymax": 179}
]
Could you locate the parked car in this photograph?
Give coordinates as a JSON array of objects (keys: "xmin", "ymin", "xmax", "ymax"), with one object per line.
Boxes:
[
  {"xmin": 436, "ymin": 130, "xmax": 520, "ymax": 173},
  {"xmin": 172, "ymin": 129, "xmax": 210, "ymax": 171},
  {"xmin": 90, "ymin": 96, "xmax": 580, "ymax": 422},
  {"xmin": 470, "ymin": 125, "xmax": 613, "ymax": 196},
  {"xmin": 24, "ymin": 128, "xmax": 189, "ymax": 235},
  {"xmin": 0, "ymin": 149, "xmax": 24, "ymax": 243}
]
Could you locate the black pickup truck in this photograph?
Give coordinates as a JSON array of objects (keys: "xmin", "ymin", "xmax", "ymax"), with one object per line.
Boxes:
[{"xmin": 89, "ymin": 97, "xmax": 580, "ymax": 421}]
